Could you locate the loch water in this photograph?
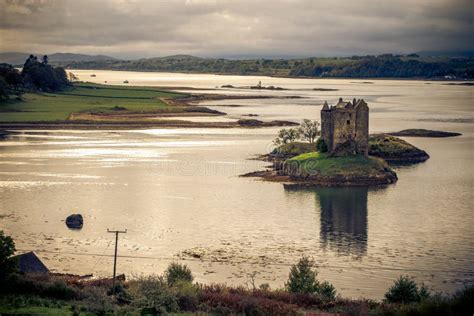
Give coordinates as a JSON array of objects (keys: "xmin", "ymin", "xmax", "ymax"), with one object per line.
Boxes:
[{"xmin": 1, "ymin": 70, "xmax": 473, "ymax": 299}]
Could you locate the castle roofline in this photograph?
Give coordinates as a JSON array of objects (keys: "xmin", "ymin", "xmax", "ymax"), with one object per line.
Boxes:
[
  {"xmin": 355, "ymin": 99, "xmax": 368, "ymax": 109},
  {"xmin": 322, "ymin": 101, "xmax": 329, "ymax": 111},
  {"xmin": 321, "ymin": 98, "xmax": 368, "ymax": 112}
]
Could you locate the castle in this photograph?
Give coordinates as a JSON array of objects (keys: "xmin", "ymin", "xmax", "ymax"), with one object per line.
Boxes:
[{"xmin": 320, "ymin": 98, "xmax": 369, "ymax": 156}]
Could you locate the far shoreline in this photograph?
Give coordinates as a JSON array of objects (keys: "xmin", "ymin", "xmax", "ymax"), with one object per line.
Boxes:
[{"xmin": 67, "ymin": 68, "xmax": 474, "ymax": 82}]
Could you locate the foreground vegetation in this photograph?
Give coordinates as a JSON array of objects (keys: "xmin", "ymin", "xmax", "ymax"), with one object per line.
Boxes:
[
  {"xmin": 0, "ymin": 82, "xmax": 184, "ymax": 122},
  {"xmin": 57, "ymin": 54, "xmax": 474, "ymax": 79},
  {"xmin": 1, "ymin": 231, "xmax": 473, "ymax": 315}
]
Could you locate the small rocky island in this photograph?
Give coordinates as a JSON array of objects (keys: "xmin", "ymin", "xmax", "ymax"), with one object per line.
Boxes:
[
  {"xmin": 369, "ymin": 134, "xmax": 429, "ymax": 163},
  {"xmin": 244, "ymin": 98, "xmax": 433, "ymax": 186},
  {"xmin": 388, "ymin": 129, "xmax": 461, "ymax": 138}
]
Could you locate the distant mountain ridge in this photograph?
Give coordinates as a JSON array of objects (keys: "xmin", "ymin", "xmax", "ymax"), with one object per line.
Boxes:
[{"xmin": 0, "ymin": 52, "xmax": 117, "ymax": 65}]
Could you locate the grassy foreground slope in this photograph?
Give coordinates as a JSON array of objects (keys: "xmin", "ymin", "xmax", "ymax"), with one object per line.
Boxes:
[{"xmin": 0, "ymin": 83, "xmax": 183, "ymax": 122}]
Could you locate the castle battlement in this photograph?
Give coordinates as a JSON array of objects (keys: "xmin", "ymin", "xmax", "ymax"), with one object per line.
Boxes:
[{"xmin": 321, "ymin": 98, "xmax": 369, "ymax": 156}]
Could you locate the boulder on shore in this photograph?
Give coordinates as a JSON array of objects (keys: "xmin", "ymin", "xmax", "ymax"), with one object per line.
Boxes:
[{"xmin": 66, "ymin": 214, "xmax": 83, "ymax": 229}]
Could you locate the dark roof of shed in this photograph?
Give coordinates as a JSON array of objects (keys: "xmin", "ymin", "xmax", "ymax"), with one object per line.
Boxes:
[{"xmin": 13, "ymin": 251, "xmax": 49, "ymax": 274}]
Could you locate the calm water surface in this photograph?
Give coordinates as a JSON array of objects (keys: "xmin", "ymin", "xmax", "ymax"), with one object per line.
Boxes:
[{"xmin": 1, "ymin": 70, "xmax": 473, "ymax": 299}]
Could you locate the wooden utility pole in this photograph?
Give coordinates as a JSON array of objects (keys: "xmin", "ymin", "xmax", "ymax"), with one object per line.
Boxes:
[{"xmin": 107, "ymin": 228, "xmax": 127, "ymax": 294}]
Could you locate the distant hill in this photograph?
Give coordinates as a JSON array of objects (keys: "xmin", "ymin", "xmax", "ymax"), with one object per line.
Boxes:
[
  {"xmin": 60, "ymin": 54, "xmax": 474, "ymax": 79},
  {"xmin": 416, "ymin": 51, "xmax": 474, "ymax": 58},
  {"xmin": 144, "ymin": 54, "xmax": 203, "ymax": 61},
  {"xmin": 0, "ymin": 52, "xmax": 117, "ymax": 65},
  {"xmin": 48, "ymin": 53, "xmax": 117, "ymax": 62}
]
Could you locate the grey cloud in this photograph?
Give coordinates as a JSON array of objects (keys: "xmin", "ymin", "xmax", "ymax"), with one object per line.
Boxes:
[{"xmin": 0, "ymin": 0, "xmax": 472, "ymax": 58}]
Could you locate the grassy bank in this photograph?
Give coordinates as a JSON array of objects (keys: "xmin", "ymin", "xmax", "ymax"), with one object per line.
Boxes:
[{"xmin": 0, "ymin": 82, "xmax": 184, "ymax": 122}]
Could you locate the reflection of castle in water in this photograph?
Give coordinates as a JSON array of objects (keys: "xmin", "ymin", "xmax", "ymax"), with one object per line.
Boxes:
[
  {"xmin": 316, "ymin": 187, "xmax": 368, "ymax": 258},
  {"xmin": 284, "ymin": 185, "xmax": 370, "ymax": 258}
]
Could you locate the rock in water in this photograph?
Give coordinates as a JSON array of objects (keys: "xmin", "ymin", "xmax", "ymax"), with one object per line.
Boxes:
[{"xmin": 66, "ymin": 214, "xmax": 83, "ymax": 229}]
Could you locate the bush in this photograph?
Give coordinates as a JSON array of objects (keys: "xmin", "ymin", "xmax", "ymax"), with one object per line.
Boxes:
[
  {"xmin": 270, "ymin": 142, "xmax": 316, "ymax": 159},
  {"xmin": 319, "ymin": 281, "xmax": 337, "ymax": 301},
  {"xmin": 198, "ymin": 291, "xmax": 298, "ymax": 316},
  {"xmin": 164, "ymin": 262, "xmax": 193, "ymax": 286},
  {"xmin": 128, "ymin": 275, "xmax": 178, "ymax": 313},
  {"xmin": 82, "ymin": 287, "xmax": 115, "ymax": 315},
  {"xmin": 286, "ymin": 257, "xmax": 319, "ymax": 294},
  {"xmin": 174, "ymin": 280, "xmax": 199, "ymax": 311},
  {"xmin": 42, "ymin": 280, "xmax": 79, "ymax": 300},
  {"xmin": 316, "ymin": 138, "xmax": 328, "ymax": 152},
  {"xmin": 107, "ymin": 283, "xmax": 132, "ymax": 304},
  {"xmin": 384, "ymin": 275, "xmax": 430, "ymax": 303},
  {"xmin": 1, "ymin": 273, "xmax": 81, "ymax": 300},
  {"xmin": 0, "ymin": 230, "xmax": 17, "ymax": 280},
  {"xmin": 285, "ymin": 256, "xmax": 336, "ymax": 301}
]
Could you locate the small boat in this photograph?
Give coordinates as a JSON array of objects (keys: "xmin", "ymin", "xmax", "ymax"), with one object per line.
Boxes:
[
  {"xmin": 90, "ymin": 74, "xmax": 96, "ymax": 77},
  {"xmin": 123, "ymin": 80, "xmax": 129, "ymax": 84}
]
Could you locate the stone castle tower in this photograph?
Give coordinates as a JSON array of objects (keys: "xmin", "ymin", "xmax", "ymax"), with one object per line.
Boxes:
[{"xmin": 320, "ymin": 98, "xmax": 369, "ymax": 156}]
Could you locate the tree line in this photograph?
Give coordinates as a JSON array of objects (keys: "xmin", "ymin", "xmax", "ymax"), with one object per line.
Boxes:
[
  {"xmin": 0, "ymin": 55, "xmax": 70, "ymax": 100},
  {"xmin": 60, "ymin": 54, "xmax": 474, "ymax": 79}
]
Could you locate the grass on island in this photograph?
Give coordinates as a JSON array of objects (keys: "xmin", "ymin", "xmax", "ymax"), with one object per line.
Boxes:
[
  {"xmin": 270, "ymin": 141, "xmax": 317, "ymax": 158},
  {"xmin": 0, "ymin": 82, "xmax": 185, "ymax": 122},
  {"xmin": 369, "ymin": 134, "xmax": 424, "ymax": 155},
  {"xmin": 286, "ymin": 151, "xmax": 390, "ymax": 177}
]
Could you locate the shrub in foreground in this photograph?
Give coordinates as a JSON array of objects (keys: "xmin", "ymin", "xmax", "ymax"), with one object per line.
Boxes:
[
  {"xmin": 164, "ymin": 262, "xmax": 193, "ymax": 286},
  {"xmin": 198, "ymin": 287, "xmax": 299, "ymax": 316},
  {"xmin": 128, "ymin": 275, "xmax": 179, "ymax": 314},
  {"xmin": 0, "ymin": 230, "xmax": 17, "ymax": 280},
  {"xmin": 384, "ymin": 275, "xmax": 430, "ymax": 303},
  {"xmin": 285, "ymin": 256, "xmax": 336, "ymax": 300}
]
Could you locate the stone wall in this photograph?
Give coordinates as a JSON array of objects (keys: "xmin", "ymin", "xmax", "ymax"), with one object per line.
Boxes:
[{"xmin": 355, "ymin": 103, "xmax": 369, "ymax": 156}]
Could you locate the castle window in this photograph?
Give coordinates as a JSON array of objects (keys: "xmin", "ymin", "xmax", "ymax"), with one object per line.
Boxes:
[{"xmin": 347, "ymin": 120, "xmax": 350, "ymax": 125}]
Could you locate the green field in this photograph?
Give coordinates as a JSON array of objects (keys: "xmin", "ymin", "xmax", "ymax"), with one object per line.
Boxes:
[{"xmin": 0, "ymin": 82, "xmax": 184, "ymax": 122}]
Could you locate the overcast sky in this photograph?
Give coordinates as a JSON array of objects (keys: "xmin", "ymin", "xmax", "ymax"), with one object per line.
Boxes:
[{"xmin": 1, "ymin": 0, "xmax": 473, "ymax": 59}]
